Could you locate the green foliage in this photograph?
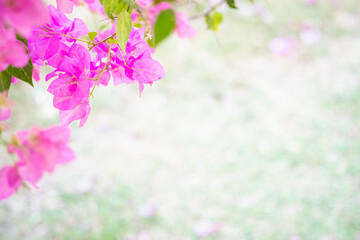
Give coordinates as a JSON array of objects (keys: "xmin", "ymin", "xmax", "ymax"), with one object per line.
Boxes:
[
  {"xmin": 0, "ymin": 71, "xmax": 12, "ymax": 92},
  {"xmin": 154, "ymin": 9, "xmax": 176, "ymax": 46},
  {"xmin": 0, "ymin": 59, "xmax": 34, "ymax": 92},
  {"xmin": 100, "ymin": 0, "xmax": 115, "ymax": 20},
  {"xmin": 112, "ymin": 1, "xmax": 128, "ymax": 15},
  {"xmin": 107, "ymin": 38, "xmax": 118, "ymax": 44},
  {"xmin": 133, "ymin": 22, "xmax": 143, "ymax": 28},
  {"xmin": 226, "ymin": 0, "xmax": 237, "ymax": 9},
  {"xmin": 206, "ymin": 11, "xmax": 223, "ymax": 32},
  {"xmin": 16, "ymin": 35, "xmax": 28, "ymax": 46},
  {"xmin": 154, "ymin": 0, "xmax": 174, "ymax": 5},
  {"xmin": 88, "ymin": 32, "xmax": 98, "ymax": 41},
  {"xmin": 6, "ymin": 61, "xmax": 34, "ymax": 87},
  {"xmin": 116, "ymin": 9, "xmax": 133, "ymax": 51},
  {"xmin": 100, "ymin": 0, "xmax": 136, "ymax": 20}
]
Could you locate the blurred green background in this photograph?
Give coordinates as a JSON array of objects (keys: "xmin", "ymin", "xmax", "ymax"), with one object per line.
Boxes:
[{"xmin": 1, "ymin": 0, "xmax": 360, "ymax": 239}]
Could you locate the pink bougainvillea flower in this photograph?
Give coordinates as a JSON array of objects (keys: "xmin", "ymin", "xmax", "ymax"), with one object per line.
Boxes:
[
  {"xmin": 92, "ymin": 26, "xmax": 165, "ymax": 95},
  {"xmin": 57, "ymin": 0, "xmax": 75, "ymax": 13},
  {"xmin": 0, "ymin": 26, "xmax": 29, "ymax": 71},
  {"xmin": 194, "ymin": 221, "xmax": 223, "ymax": 238},
  {"xmin": 28, "ymin": 5, "xmax": 88, "ymax": 65},
  {"xmin": 59, "ymin": 100, "xmax": 91, "ymax": 127},
  {"xmin": 1, "ymin": 125, "xmax": 75, "ymax": 201},
  {"xmin": 7, "ymin": 126, "xmax": 75, "ymax": 188},
  {"xmin": 0, "ymin": 165, "xmax": 22, "ymax": 201},
  {"xmin": 269, "ymin": 36, "xmax": 298, "ymax": 56},
  {"xmin": 49, "ymin": 74, "xmax": 90, "ymax": 110},
  {"xmin": 0, "ymin": 0, "xmax": 49, "ymax": 37},
  {"xmin": 45, "ymin": 43, "xmax": 92, "ymax": 127},
  {"xmin": 28, "ymin": 7, "xmax": 164, "ymax": 127},
  {"xmin": 122, "ymin": 50, "xmax": 165, "ymax": 94},
  {"xmin": 176, "ymin": 12, "xmax": 196, "ymax": 38},
  {"xmin": 48, "ymin": 44, "xmax": 90, "ymax": 92},
  {"xmin": 27, "ymin": 6, "xmax": 92, "ymax": 127},
  {"xmin": 0, "ymin": 91, "xmax": 15, "ymax": 122}
]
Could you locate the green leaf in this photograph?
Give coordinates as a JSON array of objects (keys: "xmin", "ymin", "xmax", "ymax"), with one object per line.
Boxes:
[
  {"xmin": 6, "ymin": 61, "xmax": 33, "ymax": 87},
  {"xmin": 146, "ymin": 38, "xmax": 155, "ymax": 48},
  {"xmin": 100, "ymin": 0, "xmax": 137, "ymax": 20},
  {"xmin": 154, "ymin": 9, "xmax": 176, "ymax": 46},
  {"xmin": 112, "ymin": 1, "xmax": 127, "ymax": 15},
  {"xmin": 206, "ymin": 11, "xmax": 223, "ymax": 32},
  {"xmin": 107, "ymin": 38, "xmax": 117, "ymax": 44},
  {"xmin": 226, "ymin": 0, "xmax": 237, "ymax": 9},
  {"xmin": 0, "ymin": 71, "xmax": 12, "ymax": 92},
  {"xmin": 154, "ymin": 0, "xmax": 174, "ymax": 4},
  {"xmin": 116, "ymin": 9, "xmax": 132, "ymax": 51},
  {"xmin": 102, "ymin": 0, "xmax": 115, "ymax": 20},
  {"xmin": 133, "ymin": 22, "xmax": 143, "ymax": 28},
  {"xmin": 16, "ymin": 35, "xmax": 28, "ymax": 46},
  {"xmin": 88, "ymin": 32, "xmax": 98, "ymax": 41}
]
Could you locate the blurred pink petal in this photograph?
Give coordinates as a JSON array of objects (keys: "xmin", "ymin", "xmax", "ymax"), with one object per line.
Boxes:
[
  {"xmin": 303, "ymin": 0, "xmax": 319, "ymax": 5},
  {"xmin": 269, "ymin": 36, "xmax": 298, "ymax": 56},
  {"xmin": 0, "ymin": 91, "xmax": 15, "ymax": 122},
  {"xmin": 0, "ymin": 165, "xmax": 22, "ymax": 201},
  {"xmin": 137, "ymin": 232, "xmax": 151, "ymax": 240},
  {"xmin": 57, "ymin": 0, "xmax": 75, "ymax": 13},
  {"xmin": 300, "ymin": 24, "xmax": 321, "ymax": 45},
  {"xmin": 176, "ymin": 12, "xmax": 196, "ymax": 38},
  {"xmin": 194, "ymin": 221, "xmax": 223, "ymax": 237},
  {"xmin": 138, "ymin": 203, "xmax": 157, "ymax": 218}
]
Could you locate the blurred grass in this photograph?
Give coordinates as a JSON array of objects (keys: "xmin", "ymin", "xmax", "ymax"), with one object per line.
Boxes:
[{"xmin": 1, "ymin": 0, "xmax": 360, "ymax": 239}]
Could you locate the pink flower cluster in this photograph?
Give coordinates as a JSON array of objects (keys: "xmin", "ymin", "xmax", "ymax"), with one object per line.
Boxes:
[
  {"xmin": 0, "ymin": 87, "xmax": 74, "ymax": 202},
  {"xmin": 0, "ymin": 0, "xmax": 48, "ymax": 71},
  {"xmin": 0, "ymin": 126, "xmax": 75, "ymax": 200},
  {"xmin": 27, "ymin": 5, "xmax": 165, "ymax": 127},
  {"xmin": 91, "ymin": 22, "xmax": 165, "ymax": 92},
  {"xmin": 0, "ymin": 0, "xmax": 192, "ymax": 201}
]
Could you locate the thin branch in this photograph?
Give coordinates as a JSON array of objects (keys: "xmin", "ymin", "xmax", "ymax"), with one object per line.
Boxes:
[
  {"xmin": 189, "ymin": 0, "xmax": 226, "ymax": 20},
  {"xmin": 89, "ymin": 33, "xmax": 116, "ymax": 51}
]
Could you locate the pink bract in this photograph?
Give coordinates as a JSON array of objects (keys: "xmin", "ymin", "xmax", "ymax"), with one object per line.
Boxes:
[
  {"xmin": 0, "ymin": 165, "xmax": 22, "ymax": 201},
  {"xmin": 176, "ymin": 12, "xmax": 197, "ymax": 38},
  {"xmin": 59, "ymin": 101, "xmax": 91, "ymax": 127},
  {"xmin": 0, "ymin": 26, "xmax": 29, "ymax": 71},
  {"xmin": 269, "ymin": 36, "xmax": 298, "ymax": 56},
  {"xmin": 194, "ymin": 221, "xmax": 223, "ymax": 237},
  {"xmin": 1, "ymin": 126, "xmax": 75, "ymax": 201},
  {"xmin": 28, "ymin": 5, "xmax": 88, "ymax": 64},
  {"xmin": 0, "ymin": 91, "xmax": 15, "ymax": 122},
  {"xmin": 57, "ymin": 0, "xmax": 75, "ymax": 13},
  {"xmin": 7, "ymin": 126, "xmax": 75, "ymax": 188},
  {"xmin": 0, "ymin": 0, "xmax": 49, "ymax": 37}
]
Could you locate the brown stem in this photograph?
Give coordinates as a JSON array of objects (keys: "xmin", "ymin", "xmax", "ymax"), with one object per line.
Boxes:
[
  {"xmin": 189, "ymin": 0, "xmax": 226, "ymax": 20},
  {"xmin": 89, "ymin": 33, "xmax": 116, "ymax": 51}
]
